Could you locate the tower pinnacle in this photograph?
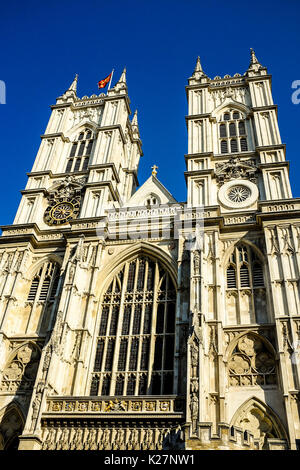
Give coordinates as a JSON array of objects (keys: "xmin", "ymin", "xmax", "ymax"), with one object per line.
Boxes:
[{"xmin": 68, "ymin": 74, "xmax": 78, "ymax": 93}]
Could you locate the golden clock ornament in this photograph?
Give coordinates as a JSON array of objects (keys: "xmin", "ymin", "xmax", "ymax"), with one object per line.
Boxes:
[{"xmin": 44, "ymin": 197, "xmax": 80, "ymax": 226}]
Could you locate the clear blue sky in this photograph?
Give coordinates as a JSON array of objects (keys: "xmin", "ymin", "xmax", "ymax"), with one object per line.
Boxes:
[{"xmin": 0, "ymin": 0, "xmax": 299, "ymax": 225}]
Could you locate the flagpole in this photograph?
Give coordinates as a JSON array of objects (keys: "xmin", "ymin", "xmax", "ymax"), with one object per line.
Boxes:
[{"xmin": 108, "ymin": 69, "xmax": 114, "ymax": 90}]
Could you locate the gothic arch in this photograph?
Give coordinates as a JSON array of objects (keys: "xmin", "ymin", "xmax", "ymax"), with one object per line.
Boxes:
[
  {"xmin": 3, "ymin": 340, "xmax": 42, "ymax": 368},
  {"xmin": 230, "ymin": 396, "xmax": 288, "ymax": 448},
  {"xmin": 97, "ymin": 241, "xmax": 178, "ymax": 297},
  {"xmin": 0, "ymin": 342, "xmax": 41, "ymax": 394},
  {"xmin": 224, "ymin": 330, "xmax": 276, "ymax": 362},
  {"xmin": 65, "ymin": 120, "xmax": 99, "ymax": 142},
  {"xmin": 212, "ymin": 99, "xmax": 251, "ymax": 120},
  {"xmin": 222, "ymin": 239, "xmax": 267, "ymax": 266},
  {"xmin": 0, "ymin": 401, "xmax": 25, "ymax": 450},
  {"xmin": 26, "ymin": 254, "xmax": 63, "ymax": 280},
  {"xmin": 223, "ymin": 240, "xmax": 270, "ymax": 325},
  {"xmin": 89, "ymin": 245, "xmax": 177, "ymax": 397},
  {"xmin": 225, "ymin": 332, "xmax": 278, "ymax": 388}
]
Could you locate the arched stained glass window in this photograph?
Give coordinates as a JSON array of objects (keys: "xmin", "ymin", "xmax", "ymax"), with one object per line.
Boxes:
[{"xmin": 90, "ymin": 256, "xmax": 176, "ymax": 396}]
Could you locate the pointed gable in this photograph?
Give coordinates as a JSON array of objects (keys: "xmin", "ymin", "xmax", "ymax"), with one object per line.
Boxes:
[{"xmin": 124, "ymin": 175, "xmax": 177, "ymax": 207}]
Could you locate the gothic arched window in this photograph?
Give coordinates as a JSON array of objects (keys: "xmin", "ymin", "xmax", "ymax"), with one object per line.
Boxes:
[
  {"xmin": 90, "ymin": 256, "xmax": 176, "ymax": 396},
  {"xmin": 65, "ymin": 128, "xmax": 94, "ymax": 173},
  {"xmin": 27, "ymin": 261, "xmax": 60, "ymax": 304},
  {"xmin": 218, "ymin": 110, "xmax": 249, "ymax": 154},
  {"xmin": 225, "ymin": 244, "xmax": 267, "ymax": 325}
]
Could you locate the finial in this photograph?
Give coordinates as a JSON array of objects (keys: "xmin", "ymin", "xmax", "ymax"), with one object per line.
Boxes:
[
  {"xmin": 118, "ymin": 67, "xmax": 127, "ymax": 83},
  {"xmin": 250, "ymin": 48, "xmax": 259, "ymax": 65},
  {"xmin": 132, "ymin": 109, "xmax": 138, "ymax": 126},
  {"xmin": 68, "ymin": 74, "xmax": 78, "ymax": 93},
  {"xmin": 191, "ymin": 56, "xmax": 206, "ymax": 79},
  {"xmin": 151, "ymin": 165, "xmax": 158, "ymax": 176}
]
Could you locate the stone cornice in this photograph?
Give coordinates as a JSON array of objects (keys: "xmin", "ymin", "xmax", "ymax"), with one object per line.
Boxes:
[
  {"xmin": 184, "ymin": 169, "xmax": 214, "ymax": 181},
  {"xmin": 88, "ymin": 163, "xmax": 120, "ymax": 184},
  {"xmin": 98, "ymin": 124, "xmax": 126, "ymax": 145},
  {"xmin": 40, "ymin": 132, "xmax": 70, "ymax": 142},
  {"xmin": 185, "ymin": 113, "xmax": 211, "ymax": 122},
  {"xmin": 256, "ymin": 143, "xmax": 286, "ymax": 152},
  {"xmin": 252, "ymin": 104, "xmax": 278, "ymax": 113},
  {"xmin": 245, "ymin": 74, "xmax": 272, "ymax": 83},
  {"xmin": 0, "ymin": 223, "xmax": 68, "ymax": 247},
  {"xmin": 85, "ymin": 181, "xmax": 120, "ymax": 202},
  {"xmin": 259, "ymin": 161, "xmax": 289, "ymax": 170},
  {"xmin": 50, "ymin": 103, "xmax": 72, "ymax": 110},
  {"xmin": 20, "ymin": 188, "xmax": 48, "ymax": 196}
]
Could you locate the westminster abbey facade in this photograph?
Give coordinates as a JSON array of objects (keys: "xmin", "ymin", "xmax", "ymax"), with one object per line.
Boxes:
[{"xmin": 0, "ymin": 51, "xmax": 300, "ymax": 451}]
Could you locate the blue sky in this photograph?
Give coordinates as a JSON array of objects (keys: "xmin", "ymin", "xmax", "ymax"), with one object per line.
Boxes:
[{"xmin": 0, "ymin": 0, "xmax": 299, "ymax": 225}]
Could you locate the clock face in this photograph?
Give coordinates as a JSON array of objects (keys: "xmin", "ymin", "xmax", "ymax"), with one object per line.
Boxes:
[{"xmin": 44, "ymin": 197, "xmax": 80, "ymax": 226}]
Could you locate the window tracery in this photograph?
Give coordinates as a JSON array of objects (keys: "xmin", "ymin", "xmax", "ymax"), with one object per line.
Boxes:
[
  {"xmin": 66, "ymin": 128, "xmax": 94, "ymax": 173},
  {"xmin": 219, "ymin": 109, "xmax": 248, "ymax": 154},
  {"xmin": 90, "ymin": 256, "xmax": 176, "ymax": 396},
  {"xmin": 0, "ymin": 343, "xmax": 40, "ymax": 393},
  {"xmin": 228, "ymin": 334, "xmax": 276, "ymax": 387}
]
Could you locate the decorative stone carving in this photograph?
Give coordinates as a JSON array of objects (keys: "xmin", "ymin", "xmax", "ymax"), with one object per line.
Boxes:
[
  {"xmin": 228, "ymin": 334, "xmax": 276, "ymax": 386},
  {"xmin": 215, "ymin": 158, "xmax": 258, "ymax": 184},
  {"xmin": 0, "ymin": 343, "xmax": 40, "ymax": 392}
]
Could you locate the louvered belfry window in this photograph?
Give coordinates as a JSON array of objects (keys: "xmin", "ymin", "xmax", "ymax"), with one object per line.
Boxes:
[
  {"xmin": 90, "ymin": 256, "xmax": 176, "ymax": 396},
  {"xmin": 27, "ymin": 262, "xmax": 60, "ymax": 303},
  {"xmin": 225, "ymin": 244, "xmax": 266, "ymax": 323}
]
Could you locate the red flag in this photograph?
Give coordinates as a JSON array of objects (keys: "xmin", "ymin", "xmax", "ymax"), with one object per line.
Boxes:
[{"xmin": 98, "ymin": 72, "xmax": 112, "ymax": 89}]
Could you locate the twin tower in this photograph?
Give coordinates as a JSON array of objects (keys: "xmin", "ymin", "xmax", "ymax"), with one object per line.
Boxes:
[{"xmin": 0, "ymin": 51, "xmax": 299, "ymax": 450}]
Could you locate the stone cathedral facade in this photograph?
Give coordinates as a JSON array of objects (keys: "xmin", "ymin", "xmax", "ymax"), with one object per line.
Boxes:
[{"xmin": 0, "ymin": 50, "xmax": 299, "ymax": 451}]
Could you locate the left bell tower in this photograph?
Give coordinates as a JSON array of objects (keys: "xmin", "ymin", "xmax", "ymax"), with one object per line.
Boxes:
[{"xmin": 0, "ymin": 70, "xmax": 142, "ymax": 450}]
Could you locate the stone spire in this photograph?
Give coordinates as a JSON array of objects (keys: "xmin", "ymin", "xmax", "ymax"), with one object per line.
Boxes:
[
  {"xmin": 247, "ymin": 48, "xmax": 265, "ymax": 74},
  {"xmin": 189, "ymin": 56, "xmax": 208, "ymax": 84},
  {"xmin": 68, "ymin": 74, "xmax": 78, "ymax": 93},
  {"xmin": 194, "ymin": 56, "xmax": 203, "ymax": 74},
  {"xmin": 58, "ymin": 74, "xmax": 78, "ymax": 101},
  {"xmin": 113, "ymin": 67, "xmax": 127, "ymax": 93},
  {"xmin": 118, "ymin": 67, "xmax": 127, "ymax": 84},
  {"xmin": 132, "ymin": 109, "xmax": 138, "ymax": 127}
]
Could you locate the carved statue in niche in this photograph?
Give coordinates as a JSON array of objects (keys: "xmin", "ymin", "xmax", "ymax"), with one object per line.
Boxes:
[
  {"xmin": 30, "ymin": 392, "xmax": 42, "ymax": 432},
  {"xmin": 193, "ymin": 250, "xmax": 201, "ymax": 275},
  {"xmin": 129, "ymin": 428, "xmax": 140, "ymax": 450},
  {"xmin": 190, "ymin": 341, "xmax": 199, "ymax": 378},
  {"xmin": 57, "ymin": 428, "xmax": 69, "ymax": 450},
  {"xmin": 71, "ymin": 427, "xmax": 83, "ymax": 450},
  {"xmin": 113, "ymin": 429, "xmax": 125, "ymax": 450},
  {"xmin": 42, "ymin": 427, "xmax": 56, "ymax": 450},
  {"xmin": 86, "ymin": 428, "xmax": 98, "ymax": 450},
  {"xmin": 101, "ymin": 428, "xmax": 111, "ymax": 450},
  {"xmin": 190, "ymin": 394, "xmax": 199, "ymax": 432}
]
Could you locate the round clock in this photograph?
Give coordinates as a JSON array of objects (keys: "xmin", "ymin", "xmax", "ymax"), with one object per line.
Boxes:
[
  {"xmin": 44, "ymin": 197, "xmax": 80, "ymax": 226},
  {"xmin": 217, "ymin": 179, "xmax": 258, "ymax": 210}
]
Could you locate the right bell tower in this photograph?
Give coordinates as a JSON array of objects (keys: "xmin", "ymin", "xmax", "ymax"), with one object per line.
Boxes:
[{"xmin": 184, "ymin": 50, "xmax": 300, "ymax": 450}]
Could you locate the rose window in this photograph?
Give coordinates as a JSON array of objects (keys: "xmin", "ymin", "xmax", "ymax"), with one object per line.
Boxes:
[{"xmin": 227, "ymin": 185, "xmax": 251, "ymax": 203}]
